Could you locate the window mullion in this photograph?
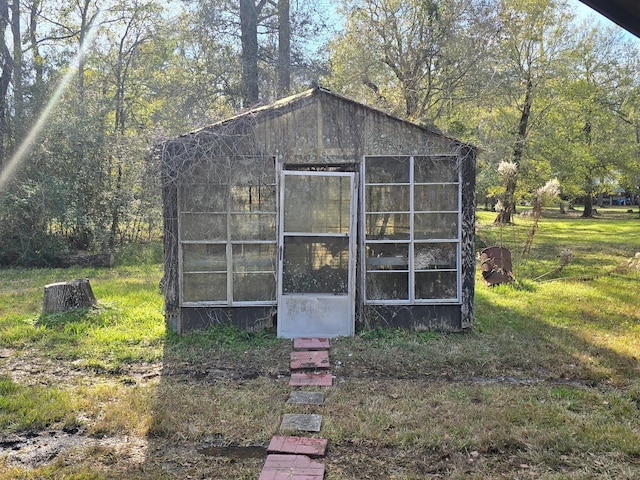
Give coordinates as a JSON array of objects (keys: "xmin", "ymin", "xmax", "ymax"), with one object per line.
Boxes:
[{"xmin": 409, "ymin": 156, "xmax": 415, "ymax": 303}]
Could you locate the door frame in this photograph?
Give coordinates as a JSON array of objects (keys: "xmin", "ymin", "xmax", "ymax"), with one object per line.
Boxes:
[{"xmin": 277, "ymin": 170, "xmax": 358, "ymax": 338}]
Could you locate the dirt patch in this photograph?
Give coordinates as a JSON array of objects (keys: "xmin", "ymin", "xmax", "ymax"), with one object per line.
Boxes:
[{"xmin": 1, "ymin": 429, "xmax": 147, "ymax": 471}]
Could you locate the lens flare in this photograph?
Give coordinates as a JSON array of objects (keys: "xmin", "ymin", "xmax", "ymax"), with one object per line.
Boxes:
[{"xmin": 0, "ymin": 10, "xmax": 103, "ymax": 193}]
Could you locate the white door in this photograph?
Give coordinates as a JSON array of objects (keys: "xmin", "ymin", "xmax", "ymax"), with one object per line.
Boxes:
[{"xmin": 277, "ymin": 171, "xmax": 357, "ymax": 338}]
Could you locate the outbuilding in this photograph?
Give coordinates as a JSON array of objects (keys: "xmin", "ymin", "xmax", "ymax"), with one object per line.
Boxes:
[{"xmin": 159, "ymin": 86, "xmax": 476, "ymax": 337}]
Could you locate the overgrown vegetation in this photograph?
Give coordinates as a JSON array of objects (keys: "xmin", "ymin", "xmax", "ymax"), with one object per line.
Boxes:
[{"xmin": 1, "ymin": 210, "xmax": 639, "ymax": 478}]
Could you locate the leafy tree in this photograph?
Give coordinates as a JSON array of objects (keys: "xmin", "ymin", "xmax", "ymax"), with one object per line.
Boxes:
[
  {"xmin": 326, "ymin": 0, "xmax": 499, "ymax": 124},
  {"xmin": 489, "ymin": 0, "xmax": 573, "ymax": 224},
  {"xmin": 563, "ymin": 25, "xmax": 637, "ymax": 216}
]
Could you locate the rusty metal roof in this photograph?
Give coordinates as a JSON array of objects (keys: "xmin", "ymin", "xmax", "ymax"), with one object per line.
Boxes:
[{"xmin": 579, "ymin": 0, "xmax": 640, "ymax": 38}]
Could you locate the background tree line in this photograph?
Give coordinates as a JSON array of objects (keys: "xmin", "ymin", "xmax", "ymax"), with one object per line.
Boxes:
[{"xmin": 0, "ymin": 0, "xmax": 638, "ymax": 265}]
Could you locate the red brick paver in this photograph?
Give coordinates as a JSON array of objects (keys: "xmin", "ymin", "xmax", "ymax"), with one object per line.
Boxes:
[
  {"xmin": 290, "ymin": 350, "xmax": 330, "ymax": 370},
  {"xmin": 259, "ymin": 454, "xmax": 325, "ymax": 480},
  {"xmin": 293, "ymin": 338, "xmax": 330, "ymax": 351},
  {"xmin": 267, "ymin": 436, "xmax": 328, "ymax": 457},
  {"xmin": 289, "ymin": 372, "xmax": 333, "ymax": 387}
]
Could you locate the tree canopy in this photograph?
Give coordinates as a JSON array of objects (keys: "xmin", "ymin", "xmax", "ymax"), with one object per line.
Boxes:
[{"xmin": 0, "ymin": 0, "xmax": 638, "ymax": 264}]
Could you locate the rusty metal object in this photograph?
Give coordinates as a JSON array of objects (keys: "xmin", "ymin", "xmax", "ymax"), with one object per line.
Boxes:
[{"xmin": 480, "ymin": 247, "xmax": 514, "ymax": 286}]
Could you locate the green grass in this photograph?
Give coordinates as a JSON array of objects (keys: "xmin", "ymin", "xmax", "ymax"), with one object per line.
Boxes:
[
  {"xmin": 475, "ymin": 206, "xmax": 638, "ymax": 279},
  {"xmin": 0, "ymin": 264, "xmax": 165, "ymax": 370},
  {"xmin": 0, "ymin": 376, "xmax": 79, "ymax": 433},
  {"xmin": 1, "ymin": 213, "xmax": 640, "ymax": 478}
]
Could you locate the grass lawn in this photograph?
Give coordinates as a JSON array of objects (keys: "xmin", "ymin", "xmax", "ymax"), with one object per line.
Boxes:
[{"xmin": 1, "ymin": 207, "xmax": 639, "ymax": 479}]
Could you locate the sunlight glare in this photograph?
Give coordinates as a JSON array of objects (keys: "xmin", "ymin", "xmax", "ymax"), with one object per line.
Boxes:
[{"xmin": 0, "ymin": 10, "xmax": 104, "ymax": 193}]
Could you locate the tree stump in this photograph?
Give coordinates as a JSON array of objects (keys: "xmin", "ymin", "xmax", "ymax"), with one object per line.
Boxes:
[{"xmin": 43, "ymin": 278, "xmax": 97, "ymax": 314}]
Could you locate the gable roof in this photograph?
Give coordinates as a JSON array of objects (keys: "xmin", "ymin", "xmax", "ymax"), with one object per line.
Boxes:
[{"xmin": 176, "ymin": 86, "xmax": 463, "ymax": 145}]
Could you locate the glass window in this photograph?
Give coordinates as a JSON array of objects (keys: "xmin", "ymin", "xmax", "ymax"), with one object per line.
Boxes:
[
  {"xmin": 366, "ymin": 213, "xmax": 410, "ymax": 240},
  {"xmin": 180, "ymin": 213, "xmax": 227, "ymax": 241},
  {"xmin": 366, "ymin": 244, "xmax": 408, "ymax": 270},
  {"xmin": 179, "ymin": 156, "xmax": 276, "ymax": 305},
  {"xmin": 414, "ymin": 243, "xmax": 457, "ymax": 270},
  {"xmin": 414, "ymin": 184, "xmax": 458, "ymax": 212},
  {"xmin": 230, "ymin": 184, "xmax": 276, "ymax": 212},
  {"xmin": 414, "ymin": 156, "xmax": 458, "ymax": 183},
  {"xmin": 232, "ymin": 244, "xmax": 276, "ymax": 272},
  {"xmin": 366, "ymin": 272, "xmax": 409, "ymax": 300},
  {"xmin": 415, "ymin": 271, "xmax": 457, "ymax": 299},
  {"xmin": 364, "ymin": 155, "xmax": 460, "ymax": 303},
  {"xmin": 183, "ymin": 244, "xmax": 226, "ymax": 272},
  {"xmin": 183, "ymin": 273, "xmax": 227, "ymax": 302},
  {"xmin": 230, "ymin": 213, "xmax": 276, "ymax": 240},
  {"xmin": 365, "ymin": 185, "xmax": 410, "ymax": 212},
  {"xmin": 233, "ymin": 273, "xmax": 276, "ymax": 302},
  {"xmin": 414, "ymin": 213, "xmax": 459, "ymax": 240},
  {"xmin": 284, "ymin": 175, "xmax": 351, "ymax": 234},
  {"xmin": 283, "ymin": 236, "xmax": 349, "ymax": 294},
  {"xmin": 365, "ymin": 156, "xmax": 410, "ymax": 183},
  {"xmin": 180, "ymin": 184, "xmax": 227, "ymax": 212}
]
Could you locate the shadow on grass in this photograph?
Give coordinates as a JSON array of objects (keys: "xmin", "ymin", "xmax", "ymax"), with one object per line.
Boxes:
[{"xmin": 140, "ymin": 326, "xmax": 291, "ymax": 478}]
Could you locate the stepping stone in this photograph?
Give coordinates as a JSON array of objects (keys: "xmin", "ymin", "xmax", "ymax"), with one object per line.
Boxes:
[
  {"xmin": 259, "ymin": 454, "xmax": 325, "ymax": 480},
  {"xmin": 289, "ymin": 372, "xmax": 333, "ymax": 387},
  {"xmin": 267, "ymin": 436, "xmax": 328, "ymax": 457},
  {"xmin": 291, "ymin": 350, "xmax": 330, "ymax": 370},
  {"xmin": 287, "ymin": 391, "xmax": 324, "ymax": 406},
  {"xmin": 294, "ymin": 338, "xmax": 330, "ymax": 351},
  {"xmin": 280, "ymin": 413, "xmax": 322, "ymax": 433}
]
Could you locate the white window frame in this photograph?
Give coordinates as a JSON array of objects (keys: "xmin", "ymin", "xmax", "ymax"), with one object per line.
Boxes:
[
  {"xmin": 362, "ymin": 155, "xmax": 461, "ymax": 305},
  {"xmin": 178, "ymin": 156, "xmax": 278, "ymax": 307}
]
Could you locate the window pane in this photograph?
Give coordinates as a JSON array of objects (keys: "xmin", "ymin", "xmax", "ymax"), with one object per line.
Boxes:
[
  {"xmin": 233, "ymin": 273, "xmax": 276, "ymax": 302},
  {"xmin": 416, "ymin": 271, "xmax": 457, "ymax": 299},
  {"xmin": 230, "ymin": 184, "xmax": 276, "ymax": 212},
  {"xmin": 414, "ymin": 213, "xmax": 458, "ymax": 239},
  {"xmin": 230, "ymin": 214, "xmax": 276, "ymax": 240},
  {"xmin": 366, "ymin": 213, "xmax": 410, "ymax": 240},
  {"xmin": 180, "ymin": 185, "xmax": 227, "ymax": 212},
  {"xmin": 183, "ymin": 273, "xmax": 226, "ymax": 302},
  {"xmin": 232, "ymin": 244, "xmax": 276, "ymax": 272},
  {"xmin": 284, "ymin": 175, "xmax": 351, "ymax": 233},
  {"xmin": 365, "ymin": 156, "xmax": 410, "ymax": 183},
  {"xmin": 414, "ymin": 156, "xmax": 458, "ymax": 183},
  {"xmin": 180, "ymin": 213, "xmax": 226, "ymax": 241},
  {"xmin": 366, "ymin": 272, "xmax": 408, "ymax": 300},
  {"xmin": 414, "ymin": 184, "xmax": 458, "ymax": 211},
  {"xmin": 183, "ymin": 244, "xmax": 226, "ymax": 272},
  {"xmin": 366, "ymin": 185, "xmax": 410, "ymax": 212},
  {"xmin": 415, "ymin": 243, "xmax": 457, "ymax": 270},
  {"xmin": 366, "ymin": 244, "xmax": 408, "ymax": 270},
  {"xmin": 283, "ymin": 236, "xmax": 349, "ymax": 294},
  {"xmin": 230, "ymin": 157, "xmax": 275, "ymax": 185}
]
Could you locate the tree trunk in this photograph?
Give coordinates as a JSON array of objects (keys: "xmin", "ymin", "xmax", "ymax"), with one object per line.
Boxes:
[
  {"xmin": 240, "ymin": 0, "xmax": 266, "ymax": 107},
  {"xmin": 276, "ymin": 0, "xmax": 290, "ymax": 97},
  {"xmin": 43, "ymin": 278, "xmax": 97, "ymax": 313},
  {"xmin": 0, "ymin": 0, "xmax": 13, "ymax": 172},
  {"xmin": 495, "ymin": 75, "xmax": 533, "ymax": 224},
  {"xmin": 10, "ymin": 0, "xmax": 23, "ymax": 136},
  {"xmin": 582, "ymin": 191, "xmax": 594, "ymax": 218}
]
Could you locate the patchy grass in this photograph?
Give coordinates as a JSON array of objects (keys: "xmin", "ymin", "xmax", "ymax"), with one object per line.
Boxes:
[
  {"xmin": 0, "ymin": 264, "xmax": 165, "ymax": 370},
  {"xmin": 1, "ymin": 214, "xmax": 640, "ymax": 479}
]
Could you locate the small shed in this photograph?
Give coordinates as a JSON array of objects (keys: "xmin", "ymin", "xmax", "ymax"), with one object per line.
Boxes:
[{"xmin": 158, "ymin": 87, "xmax": 476, "ymax": 337}]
